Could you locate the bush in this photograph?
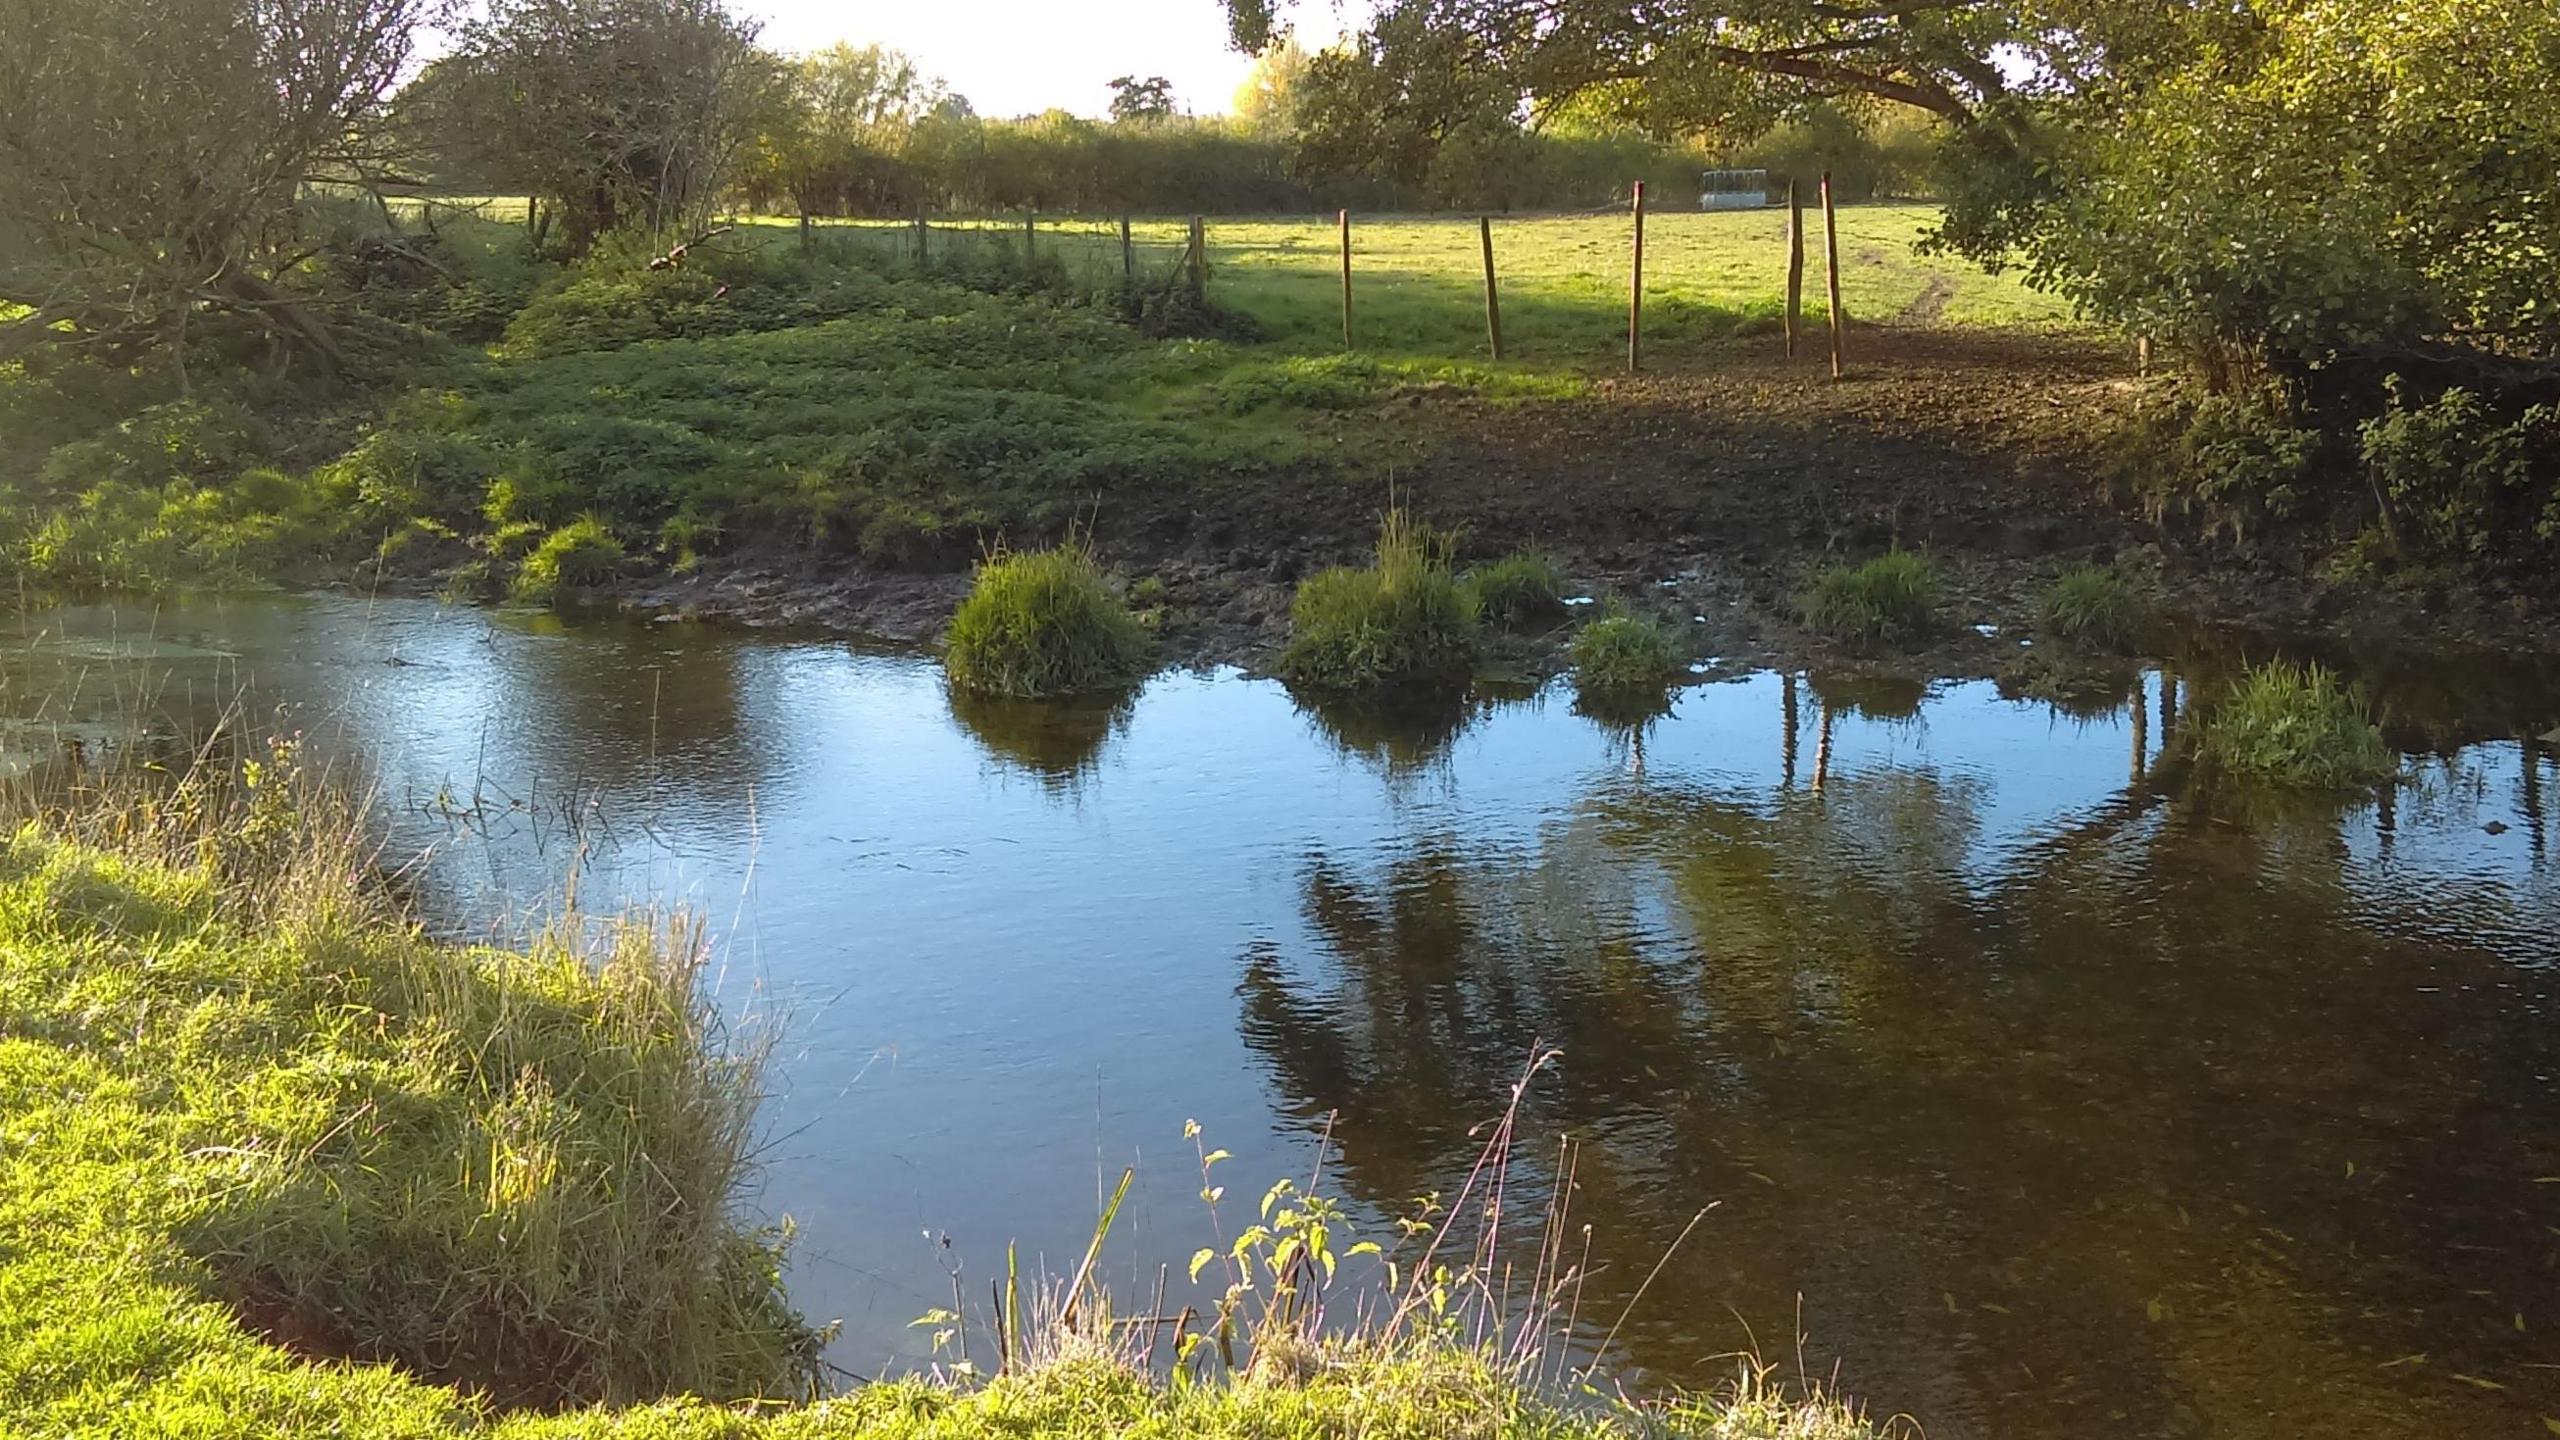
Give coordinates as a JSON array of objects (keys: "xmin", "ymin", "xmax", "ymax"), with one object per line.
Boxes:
[
  {"xmin": 2199, "ymin": 661, "xmax": 2396, "ymax": 788},
  {"xmin": 2036, "ymin": 564, "xmax": 2146, "ymax": 650},
  {"xmin": 513, "ymin": 516, "xmax": 626, "ymax": 602},
  {"xmin": 1802, "ymin": 549, "xmax": 1939, "ymax": 648},
  {"xmin": 1282, "ymin": 509, "xmax": 1479, "ymax": 693},
  {"xmin": 2358, "ymin": 379, "xmax": 2560, "ymax": 560},
  {"xmin": 943, "ymin": 542, "xmax": 1152, "ymax": 698},
  {"xmin": 1571, "ymin": 612, "xmax": 1680, "ymax": 693},
  {"xmin": 2154, "ymin": 386, "xmax": 2322, "ymax": 541},
  {"xmin": 1467, "ymin": 551, "xmax": 1567, "ymax": 628}
]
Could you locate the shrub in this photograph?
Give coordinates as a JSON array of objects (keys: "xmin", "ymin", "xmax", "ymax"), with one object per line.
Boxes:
[
  {"xmin": 1571, "ymin": 612, "xmax": 1680, "ymax": 693},
  {"xmin": 2199, "ymin": 661, "xmax": 2396, "ymax": 788},
  {"xmin": 2153, "ymin": 386, "xmax": 2322, "ymax": 541},
  {"xmin": 2358, "ymin": 379, "xmax": 2560, "ymax": 560},
  {"xmin": 943, "ymin": 542, "xmax": 1151, "ymax": 698},
  {"xmin": 1282, "ymin": 509, "xmax": 1479, "ymax": 693},
  {"xmin": 512, "ymin": 516, "xmax": 626, "ymax": 602},
  {"xmin": 2036, "ymin": 564, "xmax": 2146, "ymax": 650},
  {"xmin": 1467, "ymin": 551, "xmax": 1566, "ymax": 628},
  {"xmin": 1802, "ymin": 549, "xmax": 1940, "ymax": 648}
]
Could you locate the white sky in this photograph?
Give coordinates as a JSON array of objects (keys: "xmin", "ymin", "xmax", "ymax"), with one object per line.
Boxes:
[{"xmin": 746, "ymin": 0, "xmax": 1354, "ymax": 119}]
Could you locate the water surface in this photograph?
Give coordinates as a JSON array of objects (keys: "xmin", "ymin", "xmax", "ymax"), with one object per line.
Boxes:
[{"xmin": 6, "ymin": 595, "xmax": 2558, "ymax": 1438}]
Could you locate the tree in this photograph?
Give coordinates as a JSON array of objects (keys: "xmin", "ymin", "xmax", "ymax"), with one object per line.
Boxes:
[
  {"xmin": 1232, "ymin": 39, "xmax": 1312, "ymax": 136},
  {"xmin": 1106, "ymin": 75, "xmax": 1177, "ymax": 124},
  {"xmin": 745, "ymin": 44, "xmax": 947, "ymax": 216},
  {"xmin": 0, "ymin": 0, "xmax": 438, "ymax": 374},
  {"xmin": 418, "ymin": 0, "xmax": 768, "ymax": 252}
]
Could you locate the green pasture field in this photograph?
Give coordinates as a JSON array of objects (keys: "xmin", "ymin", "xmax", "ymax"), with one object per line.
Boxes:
[{"xmin": 792, "ymin": 204, "xmax": 2075, "ymax": 361}]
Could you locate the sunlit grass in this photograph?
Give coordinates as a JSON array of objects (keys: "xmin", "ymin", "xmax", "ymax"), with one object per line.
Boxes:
[
  {"xmin": 807, "ymin": 205, "xmax": 2074, "ymax": 361},
  {"xmin": 943, "ymin": 542, "xmax": 1151, "ymax": 699},
  {"xmin": 1282, "ymin": 508, "xmax": 1480, "ymax": 692}
]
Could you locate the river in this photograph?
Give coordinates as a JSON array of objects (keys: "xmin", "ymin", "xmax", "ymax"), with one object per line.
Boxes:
[{"xmin": 5, "ymin": 594, "xmax": 2556, "ymax": 1438}]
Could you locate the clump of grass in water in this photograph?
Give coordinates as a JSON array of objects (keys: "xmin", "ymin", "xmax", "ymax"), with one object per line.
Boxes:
[
  {"xmin": 1283, "ymin": 508, "xmax": 1479, "ymax": 693},
  {"xmin": 1802, "ymin": 549, "xmax": 1939, "ymax": 649},
  {"xmin": 1570, "ymin": 611, "xmax": 1681, "ymax": 696},
  {"xmin": 511, "ymin": 514, "xmax": 625, "ymax": 604},
  {"xmin": 944, "ymin": 541, "xmax": 1152, "ymax": 699},
  {"xmin": 2199, "ymin": 660, "xmax": 2397, "ymax": 788},
  {"xmin": 1466, "ymin": 550, "xmax": 1567, "ymax": 629},
  {"xmin": 2037, "ymin": 563, "xmax": 2146, "ymax": 651}
]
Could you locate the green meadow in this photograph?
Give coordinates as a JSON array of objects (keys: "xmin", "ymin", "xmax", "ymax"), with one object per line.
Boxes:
[{"xmin": 800, "ymin": 204, "xmax": 2073, "ymax": 360}]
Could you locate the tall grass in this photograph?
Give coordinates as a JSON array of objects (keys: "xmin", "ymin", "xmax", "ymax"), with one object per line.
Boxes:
[
  {"xmin": 0, "ymin": 737, "xmax": 822, "ymax": 1413},
  {"xmin": 2198, "ymin": 661, "xmax": 2397, "ymax": 788},
  {"xmin": 1283, "ymin": 509, "xmax": 1480, "ymax": 693},
  {"xmin": 943, "ymin": 542, "xmax": 1152, "ymax": 699}
]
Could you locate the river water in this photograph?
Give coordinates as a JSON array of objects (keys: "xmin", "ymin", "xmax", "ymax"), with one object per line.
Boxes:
[{"xmin": 6, "ymin": 594, "xmax": 2558, "ymax": 1438}]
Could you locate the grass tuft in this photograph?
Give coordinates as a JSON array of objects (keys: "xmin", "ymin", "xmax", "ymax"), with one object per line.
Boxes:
[
  {"xmin": 512, "ymin": 515, "xmax": 626, "ymax": 603},
  {"xmin": 943, "ymin": 542, "xmax": 1152, "ymax": 699},
  {"xmin": 1571, "ymin": 612, "xmax": 1682, "ymax": 694},
  {"xmin": 1282, "ymin": 509, "xmax": 1479, "ymax": 693},
  {"xmin": 2037, "ymin": 563, "xmax": 2146, "ymax": 651},
  {"xmin": 2198, "ymin": 661, "xmax": 2397, "ymax": 788},
  {"xmin": 1801, "ymin": 550, "xmax": 1940, "ymax": 649},
  {"xmin": 1466, "ymin": 551, "xmax": 1568, "ymax": 628}
]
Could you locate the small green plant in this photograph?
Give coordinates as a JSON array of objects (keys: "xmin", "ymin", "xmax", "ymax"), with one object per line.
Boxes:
[
  {"xmin": 1282, "ymin": 509, "xmax": 1479, "ymax": 693},
  {"xmin": 1571, "ymin": 611, "xmax": 1681, "ymax": 694},
  {"xmin": 1466, "ymin": 551, "xmax": 1566, "ymax": 628},
  {"xmin": 1802, "ymin": 549, "xmax": 1939, "ymax": 648},
  {"xmin": 2199, "ymin": 661, "xmax": 2396, "ymax": 788},
  {"xmin": 511, "ymin": 515, "xmax": 625, "ymax": 602},
  {"xmin": 943, "ymin": 542, "xmax": 1151, "ymax": 699},
  {"xmin": 2037, "ymin": 563, "xmax": 2146, "ymax": 650}
]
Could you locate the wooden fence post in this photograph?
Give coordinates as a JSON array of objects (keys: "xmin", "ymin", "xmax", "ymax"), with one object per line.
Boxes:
[
  {"xmin": 1479, "ymin": 216, "xmax": 1504, "ymax": 361},
  {"xmin": 1338, "ymin": 209, "xmax": 1354, "ymax": 349},
  {"xmin": 914, "ymin": 200, "xmax": 928, "ymax": 268},
  {"xmin": 1187, "ymin": 216, "xmax": 1206, "ymax": 302},
  {"xmin": 1821, "ymin": 170, "xmax": 1844, "ymax": 380},
  {"xmin": 1784, "ymin": 179, "xmax": 1804, "ymax": 360},
  {"xmin": 1628, "ymin": 181, "xmax": 1646, "ymax": 374},
  {"xmin": 1024, "ymin": 210, "xmax": 1035, "ymax": 258},
  {"xmin": 1120, "ymin": 215, "xmax": 1134, "ymax": 287}
]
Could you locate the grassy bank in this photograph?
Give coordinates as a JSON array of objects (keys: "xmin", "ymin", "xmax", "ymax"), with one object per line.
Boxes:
[
  {"xmin": 0, "ymin": 201, "xmax": 2080, "ymax": 610},
  {"xmin": 0, "ymin": 762, "xmax": 1889, "ymax": 1438}
]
